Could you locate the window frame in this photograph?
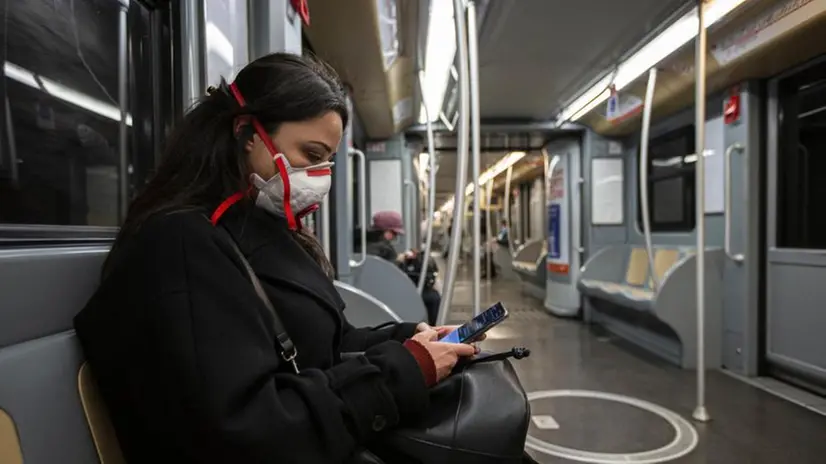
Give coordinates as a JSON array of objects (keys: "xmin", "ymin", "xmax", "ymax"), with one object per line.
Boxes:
[
  {"xmin": 636, "ymin": 124, "xmax": 697, "ymax": 233},
  {"xmin": 0, "ymin": 0, "xmax": 177, "ymax": 244}
]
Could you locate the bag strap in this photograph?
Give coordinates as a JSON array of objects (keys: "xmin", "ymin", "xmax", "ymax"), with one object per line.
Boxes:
[{"xmin": 219, "ymin": 227, "xmax": 300, "ymax": 374}]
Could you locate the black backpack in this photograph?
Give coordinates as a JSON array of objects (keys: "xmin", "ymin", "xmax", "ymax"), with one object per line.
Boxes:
[{"xmin": 400, "ymin": 253, "xmax": 437, "ymax": 289}]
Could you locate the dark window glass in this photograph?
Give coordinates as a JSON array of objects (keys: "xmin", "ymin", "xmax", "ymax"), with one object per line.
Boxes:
[
  {"xmin": 638, "ymin": 125, "xmax": 696, "ymax": 232},
  {"xmin": 776, "ymin": 58, "xmax": 826, "ymax": 249},
  {"xmin": 0, "ymin": 0, "xmax": 174, "ymax": 233}
]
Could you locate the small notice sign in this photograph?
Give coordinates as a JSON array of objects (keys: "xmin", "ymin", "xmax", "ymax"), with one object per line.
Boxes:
[{"xmin": 532, "ymin": 415, "xmax": 560, "ymax": 430}]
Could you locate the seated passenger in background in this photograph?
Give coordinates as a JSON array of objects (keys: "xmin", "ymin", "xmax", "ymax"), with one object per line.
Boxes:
[
  {"xmin": 356, "ymin": 211, "xmax": 443, "ymax": 325},
  {"xmin": 73, "ymin": 53, "xmax": 475, "ymax": 464},
  {"xmin": 497, "ymin": 219, "xmax": 510, "ymax": 246},
  {"xmin": 358, "ymin": 210, "xmax": 407, "ymax": 263}
]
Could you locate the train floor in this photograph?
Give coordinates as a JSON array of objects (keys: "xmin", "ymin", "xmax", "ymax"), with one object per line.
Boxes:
[{"xmin": 440, "ymin": 261, "xmax": 826, "ymax": 463}]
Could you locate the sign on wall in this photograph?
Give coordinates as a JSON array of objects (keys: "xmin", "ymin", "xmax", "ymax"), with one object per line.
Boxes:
[
  {"xmin": 591, "ymin": 158, "xmax": 624, "ymax": 225},
  {"xmin": 546, "ymin": 154, "xmax": 569, "ymax": 275},
  {"xmin": 369, "ymin": 159, "xmax": 403, "ymax": 218}
]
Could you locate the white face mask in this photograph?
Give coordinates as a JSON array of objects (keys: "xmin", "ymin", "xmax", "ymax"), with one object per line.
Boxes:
[{"xmin": 251, "ymin": 153, "xmax": 333, "ymax": 219}]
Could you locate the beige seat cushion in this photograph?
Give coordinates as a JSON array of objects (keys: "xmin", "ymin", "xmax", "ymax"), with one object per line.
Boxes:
[
  {"xmin": 649, "ymin": 249, "xmax": 680, "ymax": 287},
  {"xmin": 0, "ymin": 409, "xmax": 23, "ymax": 464},
  {"xmin": 78, "ymin": 363, "xmax": 127, "ymax": 464},
  {"xmin": 625, "ymin": 248, "xmax": 649, "ymax": 286}
]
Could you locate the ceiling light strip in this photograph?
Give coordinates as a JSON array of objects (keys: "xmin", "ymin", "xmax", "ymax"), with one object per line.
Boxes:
[{"xmin": 556, "ymin": 0, "xmax": 748, "ymax": 125}]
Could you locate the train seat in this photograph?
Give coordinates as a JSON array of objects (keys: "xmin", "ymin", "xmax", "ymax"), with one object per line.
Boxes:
[
  {"xmin": 578, "ymin": 244, "xmax": 724, "ymax": 369},
  {"xmin": 334, "ymin": 280, "xmax": 403, "ymax": 327},
  {"xmin": 491, "ymin": 243, "xmax": 520, "ymax": 281},
  {"xmin": 78, "ymin": 363, "xmax": 126, "ymax": 464},
  {"xmin": 347, "ymin": 255, "xmax": 428, "ymax": 323},
  {"xmin": 0, "ymin": 333, "xmax": 100, "ymax": 464},
  {"xmin": 511, "ymin": 239, "xmax": 547, "ymax": 300},
  {"xmin": 0, "ymin": 246, "xmax": 108, "ymax": 464}
]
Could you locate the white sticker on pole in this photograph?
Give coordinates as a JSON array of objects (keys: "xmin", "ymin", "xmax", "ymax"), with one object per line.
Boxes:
[
  {"xmin": 546, "ymin": 154, "xmax": 569, "ymax": 275},
  {"xmin": 604, "ymin": 88, "xmax": 643, "ymax": 124}
]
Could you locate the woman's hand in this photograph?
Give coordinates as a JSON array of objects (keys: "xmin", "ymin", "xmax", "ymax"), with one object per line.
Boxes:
[{"xmin": 410, "ymin": 329, "xmax": 476, "ymax": 382}]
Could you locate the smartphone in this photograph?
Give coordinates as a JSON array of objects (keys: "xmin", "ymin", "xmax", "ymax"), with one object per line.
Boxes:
[{"xmin": 440, "ymin": 302, "xmax": 509, "ymax": 344}]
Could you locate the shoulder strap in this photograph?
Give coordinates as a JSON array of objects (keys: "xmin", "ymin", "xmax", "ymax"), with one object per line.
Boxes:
[{"xmin": 219, "ymin": 227, "xmax": 300, "ymax": 374}]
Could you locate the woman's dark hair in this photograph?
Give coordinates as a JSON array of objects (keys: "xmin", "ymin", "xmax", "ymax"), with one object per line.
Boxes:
[{"xmin": 103, "ymin": 53, "xmax": 347, "ymax": 278}]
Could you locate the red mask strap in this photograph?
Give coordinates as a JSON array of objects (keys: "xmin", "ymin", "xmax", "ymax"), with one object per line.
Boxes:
[
  {"xmin": 210, "ymin": 191, "xmax": 246, "ymax": 225},
  {"xmin": 228, "ymin": 82, "xmax": 297, "ymax": 230}
]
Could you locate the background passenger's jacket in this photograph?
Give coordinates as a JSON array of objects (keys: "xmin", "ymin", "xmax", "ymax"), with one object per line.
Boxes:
[
  {"xmin": 74, "ymin": 204, "xmax": 428, "ymax": 464},
  {"xmin": 354, "ymin": 228, "xmax": 397, "ymax": 262}
]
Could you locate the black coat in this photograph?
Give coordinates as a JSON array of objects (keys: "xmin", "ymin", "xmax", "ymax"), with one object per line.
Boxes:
[
  {"xmin": 74, "ymin": 203, "xmax": 429, "ymax": 463},
  {"xmin": 354, "ymin": 229, "xmax": 397, "ymax": 262}
]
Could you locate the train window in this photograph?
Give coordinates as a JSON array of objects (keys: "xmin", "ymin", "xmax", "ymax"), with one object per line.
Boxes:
[
  {"xmin": 205, "ymin": 0, "xmax": 248, "ymax": 85},
  {"xmin": 637, "ymin": 125, "xmax": 696, "ymax": 233},
  {"xmin": 0, "ymin": 0, "xmax": 174, "ymax": 234},
  {"xmin": 776, "ymin": 58, "xmax": 826, "ymax": 250}
]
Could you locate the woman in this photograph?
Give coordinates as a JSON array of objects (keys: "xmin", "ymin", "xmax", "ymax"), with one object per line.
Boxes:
[{"xmin": 74, "ymin": 53, "xmax": 475, "ymax": 464}]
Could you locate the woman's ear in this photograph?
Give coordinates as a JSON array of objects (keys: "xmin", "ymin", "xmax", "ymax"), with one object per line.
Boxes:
[{"xmin": 244, "ymin": 136, "xmax": 256, "ymax": 153}]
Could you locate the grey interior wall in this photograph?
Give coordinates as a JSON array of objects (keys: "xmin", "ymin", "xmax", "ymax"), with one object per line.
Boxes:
[
  {"xmin": 719, "ymin": 83, "xmax": 762, "ymax": 375},
  {"xmin": 365, "ymin": 134, "xmax": 419, "ymax": 246},
  {"xmin": 581, "ymin": 130, "xmax": 628, "ymax": 262}
]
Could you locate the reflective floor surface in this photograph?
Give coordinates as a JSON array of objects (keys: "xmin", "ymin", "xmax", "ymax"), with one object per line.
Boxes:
[{"xmin": 442, "ymin": 265, "xmax": 826, "ymax": 463}]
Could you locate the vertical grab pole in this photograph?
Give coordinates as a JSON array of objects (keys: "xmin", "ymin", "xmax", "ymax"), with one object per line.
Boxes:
[
  {"xmin": 349, "ymin": 148, "xmax": 368, "ymax": 268},
  {"xmin": 418, "ymin": 72, "xmax": 438, "ymax": 293},
  {"xmin": 321, "ymin": 195, "xmax": 331, "ymax": 259},
  {"xmin": 486, "ymin": 179, "xmax": 494, "ymax": 285},
  {"xmin": 467, "ymin": 0, "xmax": 481, "ymax": 316},
  {"xmin": 117, "ymin": 1, "xmax": 129, "ymax": 222},
  {"xmin": 404, "ymin": 180, "xmax": 416, "ymax": 251},
  {"xmin": 693, "ymin": 0, "xmax": 710, "ymax": 423},
  {"xmin": 640, "ymin": 68, "xmax": 660, "ymax": 292},
  {"xmin": 504, "ymin": 165, "xmax": 515, "ymax": 257},
  {"xmin": 437, "ymin": 0, "xmax": 471, "ymax": 326}
]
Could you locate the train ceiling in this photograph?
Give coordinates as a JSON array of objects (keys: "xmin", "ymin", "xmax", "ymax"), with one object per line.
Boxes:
[{"xmin": 441, "ymin": 0, "xmax": 693, "ymax": 120}]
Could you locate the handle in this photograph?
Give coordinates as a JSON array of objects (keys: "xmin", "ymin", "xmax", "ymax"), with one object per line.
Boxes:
[
  {"xmin": 349, "ymin": 148, "xmax": 367, "ymax": 268},
  {"xmin": 403, "ymin": 180, "xmax": 416, "ymax": 251},
  {"xmin": 724, "ymin": 143, "xmax": 745, "ymax": 263},
  {"xmin": 418, "ymin": 70, "xmax": 438, "ymax": 293},
  {"xmin": 639, "ymin": 68, "xmax": 659, "ymax": 292},
  {"xmin": 503, "ymin": 165, "xmax": 515, "ymax": 257}
]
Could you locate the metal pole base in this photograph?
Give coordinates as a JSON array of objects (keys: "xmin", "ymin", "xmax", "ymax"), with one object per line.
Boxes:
[{"xmin": 692, "ymin": 406, "xmax": 711, "ymax": 422}]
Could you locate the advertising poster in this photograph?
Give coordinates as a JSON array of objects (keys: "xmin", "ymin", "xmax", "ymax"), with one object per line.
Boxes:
[{"xmin": 546, "ymin": 155, "xmax": 569, "ymax": 275}]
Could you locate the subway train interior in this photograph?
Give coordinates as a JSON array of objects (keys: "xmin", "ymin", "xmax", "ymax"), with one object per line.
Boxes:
[{"xmin": 2, "ymin": 0, "xmax": 826, "ymax": 462}]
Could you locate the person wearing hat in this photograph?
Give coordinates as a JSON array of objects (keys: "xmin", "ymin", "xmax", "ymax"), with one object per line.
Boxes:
[
  {"xmin": 357, "ymin": 211, "xmax": 442, "ymax": 325},
  {"xmin": 364, "ymin": 210, "xmax": 408, "ymax": 262}
]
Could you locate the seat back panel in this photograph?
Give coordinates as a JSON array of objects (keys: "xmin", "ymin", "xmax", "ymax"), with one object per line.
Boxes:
[
  {"xmin": 625, "ymin": 248, "xmax": 649, "ymax": 286},
  {"xmin": 0, "ymin": 332, "xmax": 99, "ymax": 464}
]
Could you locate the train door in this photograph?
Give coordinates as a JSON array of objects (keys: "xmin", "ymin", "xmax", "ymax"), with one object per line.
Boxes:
[{"xmin": 765, "ymin": 56, "xmax": 826, "ymax": 395}]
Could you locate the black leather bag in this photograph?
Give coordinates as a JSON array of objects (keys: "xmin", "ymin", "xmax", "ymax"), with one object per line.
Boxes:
[
  {"xmin": 380, "ymin": 348, "xmax": 532, "ymax": 464},
  {"xmin": 222, "ymin": 228, "xmax": 532, "ymax": 463}
]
